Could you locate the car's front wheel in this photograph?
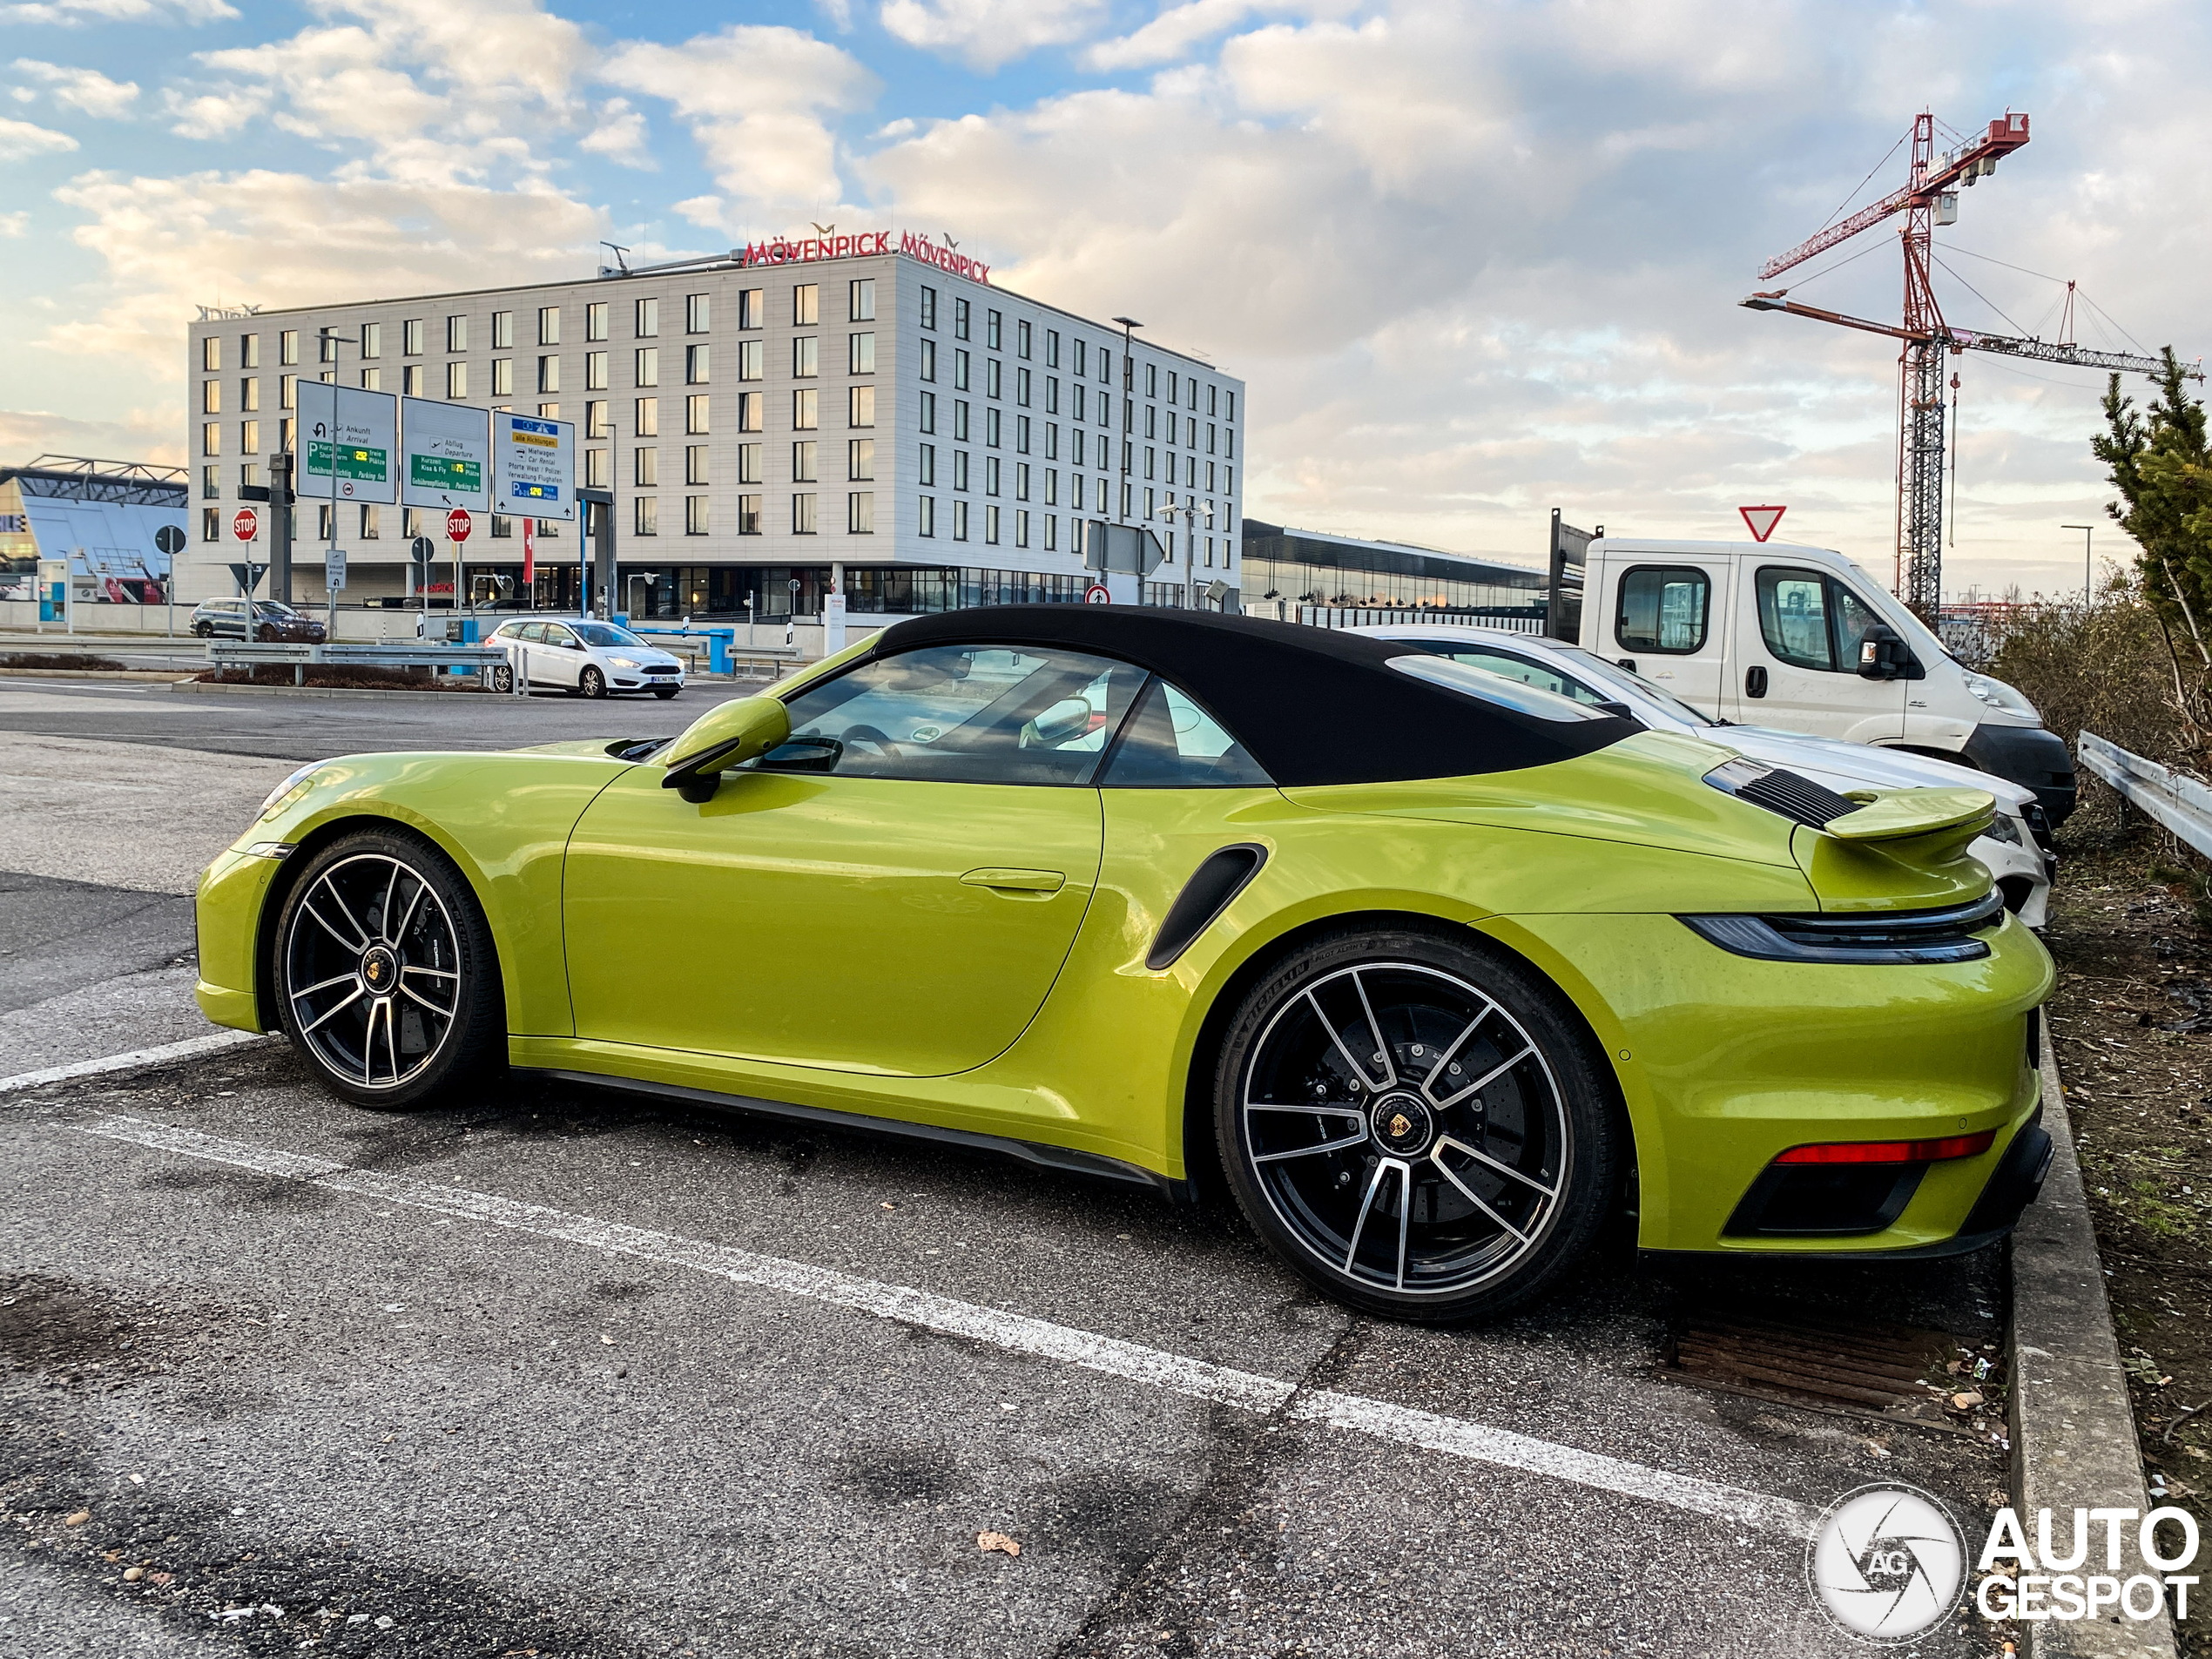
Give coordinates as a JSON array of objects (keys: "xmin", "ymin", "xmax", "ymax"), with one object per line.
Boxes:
[
  {"xmin": 192, "ymin": 620, "xmax": 213, "ymax": 637},
  {"xmin": 579, "ymin": 665, "xmax": 607, "ymax": 699},
  {"xmin": 1215, "ymin": 927, "xmax": 1620, "ymax": 1323},
  {"xmin": 273, "ymin": 829, "xmax": 506, "ymax": 1109}
]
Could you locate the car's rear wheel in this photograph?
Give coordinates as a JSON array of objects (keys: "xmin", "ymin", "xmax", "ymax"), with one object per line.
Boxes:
[
  {"xmin": 579, "ymin": 665, "xmax": 607, "ymax": 699},
  {"xmin": 1214, "ymin": 927, "xmax": 1620, "ymax": 1323},
  {"xmin": 257, "ymin": 624, "xmax": 277, "ymax": 642},
  {"xmin": 489, "ymin": 663, "xmax": 515, "ymax": 693},
  {"xmin": 273, "ymin": 829, "xmax": 505, "ymax": 1110}
]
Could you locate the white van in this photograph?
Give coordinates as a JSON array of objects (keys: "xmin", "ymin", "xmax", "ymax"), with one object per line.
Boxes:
[{"xmin": 1575, "ymin": 538, "xmax": 2074, "ymax": 830}]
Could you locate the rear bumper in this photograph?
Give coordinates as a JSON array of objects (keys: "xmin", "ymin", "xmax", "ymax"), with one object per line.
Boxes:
[{"xmin": 1964, "ymin": 723, "xmax": 2077, "ymax": 826}]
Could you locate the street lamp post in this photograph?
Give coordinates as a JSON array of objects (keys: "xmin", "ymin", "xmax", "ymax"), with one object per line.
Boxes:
[{"xmin": 2062, "ymin": 523, "xmax": 2095, "ymax": 606}]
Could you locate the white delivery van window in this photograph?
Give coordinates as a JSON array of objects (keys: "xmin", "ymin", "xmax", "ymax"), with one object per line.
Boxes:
[
  {"xmin": 1757, "ymin": 567, "xmax": 1888, "ymax": 673},
  {"xmin": 1616, "ymin": 566, "xmax": 1710, "ymax": 655}
]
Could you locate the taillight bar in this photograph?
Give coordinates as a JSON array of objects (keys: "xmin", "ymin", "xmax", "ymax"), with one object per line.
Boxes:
[{"xmin": 1773, "ymin": 1130, "xmax": 1996, "ymax": 1166}]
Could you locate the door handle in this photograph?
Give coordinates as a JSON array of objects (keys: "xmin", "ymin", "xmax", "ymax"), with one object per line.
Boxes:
[
  {"xmin": 1745, "ymin": 665, "xmax": 1769, "ymax": 698},
  {"xmin": 961, "ymin": 867, "xmax": 1066, "ymax": 894}
]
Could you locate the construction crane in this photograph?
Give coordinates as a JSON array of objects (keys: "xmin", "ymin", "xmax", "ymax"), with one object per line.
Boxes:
[{"xmin": 1741, "ymin": 111, "xmax": 2196, "ymax": 618}]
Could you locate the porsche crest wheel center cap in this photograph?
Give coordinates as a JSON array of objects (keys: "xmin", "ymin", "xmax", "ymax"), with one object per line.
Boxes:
[
  {"xmin": 1370, "ymin": 1092, "xmax": 1434, "ymax": 1158},
  {"xmin": 360, "ymin": 946, "xmax": 398, "ymax": 995}
]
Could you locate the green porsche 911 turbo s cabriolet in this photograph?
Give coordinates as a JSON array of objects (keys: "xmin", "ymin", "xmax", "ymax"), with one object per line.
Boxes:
[{"xmin": 194, "ymin": 606, "xmax": 2055, "ymax": 1321}]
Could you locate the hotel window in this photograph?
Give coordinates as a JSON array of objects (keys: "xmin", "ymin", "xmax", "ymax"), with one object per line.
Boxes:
[
  {"xmin": 314, "ymin": 505, "xmax": 334, "ymax": 539},
  {"xmin": 1225, "ymin": 466, "xmax": 1234, "ymax": 496},
  {"xmin": 918, "ymin": 443, "xmax": 934, "ymax": 486},
  {"xmin": 725, "ymin": 339, "xmax": 759, "ymax": 381},
  {"xmin": 538, "ymin": 401, "xmax": 560, "ymax": 421},
  {"xmin": 954, "ymin": 297, "xmax": 969, "ymax": 340},
  {"xmin": 848, "ymin": 438, "xmax": 873, "ymax": 481},
  {"xmin": 793, "ymin": 336, "xmax": 818, "ymax": 377},
  {"xmin": 1016, "ymin": 368, "xmax": 1029, "ymax": 406},
  {"xmin": 202, "ymin": 380, "xmax": 220, "ymax": 414},
  {"xmin": 1143, "ymin": 448, "xmax": 1155, "ymax": 480},
  {"xmin": 1226, "ymin": 428, "xmax": 1236, "ymax": 460},
  {"xmin": 1073, "ymin": 340, "xmax": 1086, "ymax": 377},
  {"xmin": 1207, "ymin": 461, "xmax": 1217, "ymax": 490},
  {"xmin": 538, "ymin": 307, "xmax": 560, "ymax": 346},
  {"xmin": 1044, "ymin": 514, "xmax": 1057, "ymax": 550},
  {"xmin": 987, "ymin": 408, "xmax": 1001, "ymax": 448},
  {"xmin": 1046, "ymin": 378, "xmax": 1059, "ymax": 415},
  {"xmin": 1044, "ymin": 470, "xmax": 1057, "ymax": 505},
  {"xmin": 954, "ymin": 451, "xmax": 968, "ymax": 491},
  {"xmin": 738, "ymin": 442, "xmax": 762, "ymax": 484},
  {"xmin": 1224, "ymin": 390, "xmax": 1236, "ymax": 421},
  {"xmin": 919, "ymin": 496, "xmax": 935, "ymax": 536},
  {"xmin": 635, "ymin": 347, "xmax": 658, "ymax": 387},
  {"xmin": 586, "ymin": 401, "xmax": 610, "ymax": 438},
  {"xmin": 1187, "ymin": 415, "xmax": 1197, "ymax": 447},
  {"xmin": 919, "ymin": 390, "xmax": 935, "ymax": 434},
  {"xmin": 1016, "ymin": 462, "xmax": 1029, "ymax": 500},
  {"xmin": 397, "ymin": 319, "xmax": 421, "ymax": 356},
  {"xmin": 444, "ymin": 315, "xmax": 467, "ymax": 353},
  {"xmin": 1072, "ymin": 385, "xmax": 1085, "ymax": 422},
  {"xmin": 847, "ymin": 491, "xmax": 873, "ymax": 533},
  {"xmin": 848, "ymin": 386, "xmax": 875, "ymax": 428},
  {"xmin": 201, "ymin": 336, "xmax": 220, "ymax": 371},
  {"xmin": 685, "ymin": 293, "xmax": 710, "ymax": 334},
  {"xmin": 635, "ymin": 447, "xmax": 658, "ymax": 486},
  {"xmin": 1143, "ymin": 363, "xmax": 1157, "ymax": 397},
  {"xmin": 404, "ymin": 366, "xmax": 427, "ymax": 396},
  {"xmin": 919, "ymin": 339, "xmax": 935, "ymax": 381},
  {"xmin": 685, "ymin": 344, "xmax": 710, "ymax": 383},
  {"xmin": 737, "ymin": 495, "xmax": 762, "ymax": 534},
  {"xmin": 1207, "ymin": 423, "xmax": 1217, "ymax": 454},
  {"xmin": 1045, "ymin": 329, "xmax": 1059, "ymax": 368},
  {"xmin": 634, "ymin": 496, "xmax": 658, "ymax": 536},
  {"xmin": 536, "ymin": 356, "xmax": 559, "ymax": 394},
  {"xmin": 792, "ymin": 441, "xmax": 817, "ymax": 482},
  {"xmin": 1143, "ymin": 486, "xmax": 1154, "ymax": 520},
  {"xmin": 1069, "ymin": 475, "xmax": 1082, "ymax": 510},
  {"xmin": 202, "ymin": 464, "xmax": 219, "ymax": 498},
  {"xmin": 736, "ymin": 392, "xmax": 761, "ymax": 432},
  {"xmin": 1018, "ymin": 320, "xmax": 1032, "ymax": 360},
  {"xmin": 636, "ymin": 396, "xmax": 659, "ymax": 436},
  {"xmin": 849, "ymin": 278, "xmax": 875, "ymax": 322},
  {"xmin": 986, "ymin": 310, "xmax": 1001, "ymax": 349},
  {"xmin": 1071, "ymin": 428, "xmax": 1084, "ymax": 466},
  {"xmin": 359, "ymin": 504, "xmax": 381, "ymax": 539},
  {"xmin": 954, "ymin": 349, "xmax": 970, "ymax": 391},
  {"xmin": 738, "ymin": 288, "xmax": 764, "ymax": 329},
  {"xmin": 1016, "ymin": 415, "xmax": 1030, "ymax": 454},
  {"xmin": 792, "ymin": 492, "xmax": 818, "ymax": 534},
  {"xmin": 585, "ymin": 301, "xmax": 609, "ymax": 342},
  {"xmin": 685, "ymin": 444, "xmax": 709, "ymax": 486},
  {"xmin": 1208, "ymin": 385, "xmax": 1218, "ymax": 415},
  {"xmin": 489, "ymin": 515, "xmax": 512, "ymax": 538},
  {"xmin": 1144, "ymin": 406, "xmax": 1156, "ymax": 438},
  {"xmin": 920, "ymin": 287, "xmax": 937, "ymax": 330},
  {"xmin": 447, "ymin": 362, "xmax": 469, "ymax": 399},
  {"xmin": 586, "ymin": 352, "xmax": 608, "ymax": 390},
  {"xmin": 793, "ymin": 284, "xmax": 819, "ymax": 326},
  {"xmin": 1167, "ymin": 372, "xmax": 1178, "ymax": 404},
  {"xmin": 201, "ymin": 506, "xmax": 219, "ymax": 541},
  {"xmin": 633, "ymin": 298, "xmax": 658, "ymax": 338},
  {"xmin": 954, "ymin": 401, "xmax": 969, "ymax": 442},
  {"xmin": 792, "ymin": 388, "xmax": 818, "ymax": 430},
  {"xmin": 685, "ymin": 496, "xmax": 710, "ymax": 535},
  {"xmin": 280, "ymin": 418, "xmax": 294, "ymax": 450},
  {"xmin": 319, "ymin": 370, "xmax": 334, "ymax": 385},
  {"xmin": 688, "ymin": 395, "xmax": 712, "ymax": 434},
  {"xmin": 986, "ymin": 359, "xmax": 1001, "ymax": 399},
  {"xmin": 1045, "ymin": 423, "xmax": 1057, "ymax": 460},
  {"xmin": 986, "ymin": 456, "xmax": 1000, "ymax": 496},
  {"xmin": 239, "ymin": 420, "xmax": 259, "ymax": 452},
  {"xmin": 584, "ymin": 449, "xmax": 610, "ymax": 488},
  {"xmin": 953, "ymin": 500, "xmax": 968, "ymax": 540},
  {"xmin": 985, "ymin": 505, "xmax": 999, "ymax": 543},
  {"xmin": 1015, "ymin": 510, "xmax": 1029, "ymax": 547},
  {"xmin": 280, "ymin": 330, "xmax": 299, "ymax": 366},
  {"xmin": 849, "ymin": 333, "xmax": 874, "ymax": 374},
  {"xmin": 491, "ymin": 359, "xmax": 512, "ymax": 396},
  {"xmin": 240, "ymin": 333, "xmax": 260, "ymax": 368}
]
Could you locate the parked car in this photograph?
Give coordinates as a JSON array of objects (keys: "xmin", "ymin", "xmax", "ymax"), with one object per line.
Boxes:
[
  {"xmin": 195, "ymin": 608, "xmax": 2053, "ymax": 1323},
  {"xmin": 484, "ymin": 617, "xmax": 685, "ymax": 699},
  {"xmin": 1359, "ymin": 624, "xmax": 2053, "ymax": 927},
  {"xmin": 189, "ymin": 597, "xmax": 327, "ymax": 643},
  {"xmin": 1567, "ymin": 537, "xmax": 2076, "ymax": 824}
]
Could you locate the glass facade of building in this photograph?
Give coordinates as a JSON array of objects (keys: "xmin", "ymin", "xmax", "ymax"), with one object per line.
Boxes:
[{"xmin": 1238, "ymin": 520, "xmax": 1546, "ymax": 617}]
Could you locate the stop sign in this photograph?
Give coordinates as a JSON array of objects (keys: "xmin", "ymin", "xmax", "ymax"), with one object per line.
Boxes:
[
  {"xmin": 446, "ymin": 509, "xmax": 473, "ymax": 543},
  {"xmin": 232, "ymin": 508, "xmax": 259, "ymax": 542}
]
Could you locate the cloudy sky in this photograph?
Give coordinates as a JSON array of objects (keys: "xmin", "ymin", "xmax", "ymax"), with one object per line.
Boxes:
[{"xmin": 3, "ymin": 0, "xmax": 2204, "ymax": 593}]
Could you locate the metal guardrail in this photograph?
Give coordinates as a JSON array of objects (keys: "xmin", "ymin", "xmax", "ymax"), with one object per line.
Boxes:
[
  {"xmin": 1289, "ymin": 606, "xmax": 1545, "ymax": 635},
  {"xmin": 208, "ymin": 642, "xmax": 508, "ymax": 670},
  {"xmin": 2077, "ymin": 731, "xmax": 2212, "ymax": 857}
]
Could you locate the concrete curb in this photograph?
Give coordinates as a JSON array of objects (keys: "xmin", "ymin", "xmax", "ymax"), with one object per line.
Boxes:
[
  {"xmin": 0, "ymin": 667, "xmax": 199, "ymax": 681},
  {"xmin": 2009, "ymin": 1027, "xmax": 2180, "ymax": 1657}
]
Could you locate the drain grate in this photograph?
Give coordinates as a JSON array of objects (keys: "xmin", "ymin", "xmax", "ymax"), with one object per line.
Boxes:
[{"xmin": 1657, "ymin": 1310, "xmax": 1966, "ymax": 1433}]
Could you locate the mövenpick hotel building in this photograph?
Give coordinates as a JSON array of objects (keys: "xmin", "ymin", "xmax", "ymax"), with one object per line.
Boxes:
[{"xmin": 183, "ymin": 233, "xmax": 1246, "ymax": 619}]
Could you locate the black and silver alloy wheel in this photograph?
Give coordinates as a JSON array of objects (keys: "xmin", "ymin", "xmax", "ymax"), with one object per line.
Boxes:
[
  {"xmin": 1217, "ymin": 930, "xmax": 1618, "ymax": 1322},
  {"xmin": 274, "ymin": 831, "xmax": 505, "ymax": 1109}
]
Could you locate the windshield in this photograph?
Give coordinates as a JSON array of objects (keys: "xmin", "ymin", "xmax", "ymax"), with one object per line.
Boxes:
[
  {"xmin": 253, "ymin": 602, "xmax": 299, "ymax": 618},
  {"xmin": 1386, "ymin": 656, "xmax": 1608, "ymax": 723},
  {"xmin": 572, "ymin": 623, "xmax": 644, "ymax": 649},
  {"xmin": 1549, "ymin": 645, "xmax": 1718, "ymax": 725}
]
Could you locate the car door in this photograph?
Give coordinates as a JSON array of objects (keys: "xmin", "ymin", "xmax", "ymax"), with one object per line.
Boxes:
[
  {"xmin": 1607, "ymin": 558, "xmax": 1732, "ymax": 715},
  {"xmin": 536, "ymin": 622, "xmax": 584, "ymax": 688},
  {"xmin": 561, "ymin": 642, "xmax": 1142, "ymax": 1078},
  {"xmin": 1735, "ymin": 563, "xmax": 1907, "ymax": 742}
]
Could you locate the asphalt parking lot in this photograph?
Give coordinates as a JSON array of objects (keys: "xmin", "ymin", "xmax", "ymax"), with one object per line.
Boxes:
[{"xmin": 1, "ymin": 675, "xmax": 2015, "ymax": 1657}]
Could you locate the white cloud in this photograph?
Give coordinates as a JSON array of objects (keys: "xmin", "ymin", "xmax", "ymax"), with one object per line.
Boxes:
[
  {"xmin": 0, "ymin": 0, "xmax": 233, "ymax": 23},
  {"xmin": 1083, "ymin": 0, "xmax": 1333, "ymax": 71},
  {"xmin": 13, "ymin": 58, "xmax": 140, "ymax": 118},
  {"xmin": 0, "ymin": 113, "xmax": 77, "ymax": 157},
  {"xmin": 0, "ymin": 403, "xmax": 182, "ymax": 464},
  {"xmin": 578, "ymin": 96, "xmax": 651, "ymax": 167},
  {"xmin": 600, "ymin": 26, "xmax": 876, "ymax": 217},
  {"xmin": 0, "ymin": 209, "xmax": 29, "ymax": 235},
  {"xmin": 879, "ymin": 0, "xmax": 1107, "ymax": 72}
]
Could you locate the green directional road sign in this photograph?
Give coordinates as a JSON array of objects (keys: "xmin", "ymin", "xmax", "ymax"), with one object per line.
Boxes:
[
  {"xmin": 409, "ymin": 455, "xmax": 482, "ymax": 492},
  {"xmin": 307, "ymin": 440, "xmax": 389, "ymax": 485}
]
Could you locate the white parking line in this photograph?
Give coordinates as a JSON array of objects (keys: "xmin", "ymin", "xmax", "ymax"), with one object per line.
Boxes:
[
  {"xmin": 0, "ymin": 1029, "xmax": 267, "ymax": 1094},
  {"xmin": 72, "ymin": 1110, "xmax": 1817, "ymax": 1540}
]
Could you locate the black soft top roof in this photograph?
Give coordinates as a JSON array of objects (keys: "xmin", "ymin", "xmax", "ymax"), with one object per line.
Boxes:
[{"xmin": 869, "ymin": 607, "xmax": 1637, "ymax": 787}]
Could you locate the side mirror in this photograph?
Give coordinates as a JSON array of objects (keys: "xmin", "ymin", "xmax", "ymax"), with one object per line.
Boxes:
[
  {"xmin": 661, "ymin": 695, "xmax": 792, "ymax": 804},
  {"xmin": 1857, "ymin": 624, "xmax": 1906, "ymax": 680},
  {"xmin": 1595, "ymin": 699, "xmax": 1636, "ymax": 721}
]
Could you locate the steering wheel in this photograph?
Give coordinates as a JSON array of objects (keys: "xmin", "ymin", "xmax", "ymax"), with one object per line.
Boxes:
[{"xmin": 841, "ymin": 723, "xmax": 903, "ymax": 758}]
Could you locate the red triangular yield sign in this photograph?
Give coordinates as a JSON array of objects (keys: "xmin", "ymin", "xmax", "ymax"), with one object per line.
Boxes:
[{"xmin": 1739, "ymin": 504, "xmax": 1786, "ymax": 543}]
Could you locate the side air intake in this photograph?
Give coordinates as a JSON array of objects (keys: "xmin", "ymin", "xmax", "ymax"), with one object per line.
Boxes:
[{"xmin": 1147, "ymin": 845, "xmax": 1268, "ymax": 970}]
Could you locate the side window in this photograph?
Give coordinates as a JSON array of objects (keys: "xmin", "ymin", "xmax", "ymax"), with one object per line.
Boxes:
[
  {"xmin": 1829, "ymin": 583, "xmax": 1885, "ymax": 670},
  {"xmin": 544, "ymin": 625, "xmax": 577, "ymax": 650},
  {"xmin": 1099, "ymin": 678, "xmax": 1272, "ymax": 788},
  {"xmin": 1615, "ymin": 566, "xmax": 1710, "ymax": 655},
  {"xmin": 1421, "ymin": 646, "xmax": 1610, "ymax": 705},
  {"xmin": 1756, "ymin": 567, "xmax": 1833, "ymax": 671},
  {"xmin": 763, "ymin": 644, "xmax": 1146, "ymax": 786}
]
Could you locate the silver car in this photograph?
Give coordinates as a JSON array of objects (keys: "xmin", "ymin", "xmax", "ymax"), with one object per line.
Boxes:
[{"xmin": 486, "ymin": 617, "xmax": 687, "ymax": 700}]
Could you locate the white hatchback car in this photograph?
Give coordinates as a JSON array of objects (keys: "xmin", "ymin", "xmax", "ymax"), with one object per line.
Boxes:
[
  {"xmin": 486, "ymin": 617, "xmax": 687, "ymax": 700},
  {"xmin": 1359, "ymin": 624, "xmax": 2053, "ymax": 926}
]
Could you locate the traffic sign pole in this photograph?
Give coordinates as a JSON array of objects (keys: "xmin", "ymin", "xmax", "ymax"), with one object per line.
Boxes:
[{"xmin": 271, "ymin": 452, "xmax": 294, "ymax": 607}]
